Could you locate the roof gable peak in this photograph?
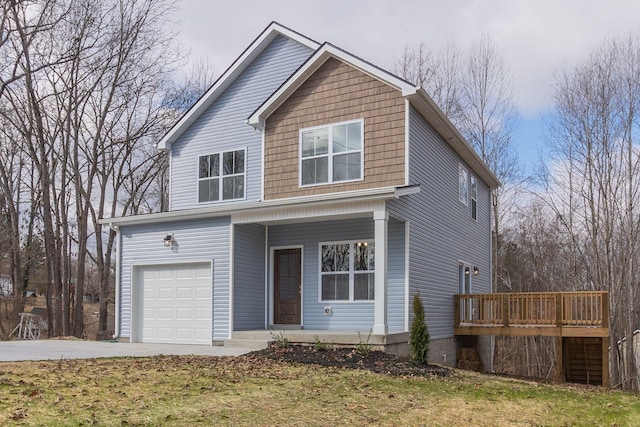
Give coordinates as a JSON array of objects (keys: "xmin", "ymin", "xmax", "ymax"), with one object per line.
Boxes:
[
  {"xmin": 157, "ymin": 22, "xmax": 319, "ymax": 151},
  {"xmin": 247, "ymin": 43, "xmax": 417, "ymax": 130}
]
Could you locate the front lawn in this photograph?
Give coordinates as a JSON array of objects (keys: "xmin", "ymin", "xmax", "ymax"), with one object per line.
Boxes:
[{"xmin": 0, "ymin": 352, "xmax": 638, "ymax": 426}]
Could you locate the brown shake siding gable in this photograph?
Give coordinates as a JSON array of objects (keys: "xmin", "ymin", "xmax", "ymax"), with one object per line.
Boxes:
[{"xmin": 263, "ymin": 57, "xmax": 406, "ymax": 200}]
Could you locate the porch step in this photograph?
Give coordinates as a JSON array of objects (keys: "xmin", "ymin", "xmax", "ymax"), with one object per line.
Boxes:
[{"xmin": 224, "ymin": 338, "xmax": 271, "ymax": 350}]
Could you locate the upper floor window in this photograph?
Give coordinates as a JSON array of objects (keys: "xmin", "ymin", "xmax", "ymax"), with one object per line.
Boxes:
[
  {"xmin": 300, "ymin": 119, "xmax": 363, "ymax": 186},
  {"xmin": 320, "ymin": 240, "xmax": 375, "ymax": 302},
  {"xmin": 470, "ymin": 176, "xmax": 477, "ymax": 220},
  {"xmin": 458, "ymin": 163, "xmax": 468, "ymax": 205},
  {"xmin": 198, "ymin": 149, "xmax": 245, "ymax": 203}
]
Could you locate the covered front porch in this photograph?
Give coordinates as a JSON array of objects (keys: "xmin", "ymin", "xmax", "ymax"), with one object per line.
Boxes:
[{"xmin": 230, "ymin": 190, "xmax": 414, "ymax": 349}]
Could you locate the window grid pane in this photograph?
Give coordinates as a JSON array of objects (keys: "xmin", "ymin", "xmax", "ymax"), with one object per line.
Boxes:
[
  {"xmin": 459, "ymin": 164, "xmax": 468, "ymax": 205},
  {"xmin": 302, "ymin": 157, "xmax": 328, "ymax": 185},
  {"xmin": 300, "ymin": 120, "xmax": 362, "ymax": 186},
  {"xmin": 199, "ymin": 150, "xmax": 244, "ymax": 203},
  {"xmin": 198, "ymin": 178, "xmax": 219, "ymax": 202},
  {"xmin": 321, "ymin": 241, "xmax": 375, "ymax": 302},
  {"xmin": 354, "ymin": 273, "xmax": 375, "ymax": 300}
]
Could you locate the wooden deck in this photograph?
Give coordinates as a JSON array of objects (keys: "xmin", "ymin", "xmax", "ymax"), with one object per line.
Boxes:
[
  {"xmin": 454, "ymin": 291, "xmax": 609, "ymax": 387},
  {"xmin": 454, "ymin": 291, "xmax": 609, "ymax": 337}
]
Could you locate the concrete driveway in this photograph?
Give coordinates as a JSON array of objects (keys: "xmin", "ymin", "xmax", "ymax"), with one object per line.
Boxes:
[{"xmin": 0, "ymin": 340, "xmax": 253, "ymax": 362}]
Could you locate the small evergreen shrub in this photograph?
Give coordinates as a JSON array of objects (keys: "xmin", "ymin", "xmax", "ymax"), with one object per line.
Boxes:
[
  {"xmin": 355, "ymin": 330, "xmax": 372, "ymax": 357},
  {"xmin": 410, "ymin": 292, "xmax": 430, "ymax": 365},
  {"xmin": 312, "ymin": 335, "xmax": 333, "ymax": 351},
  {"xmin": 270, "ymin": 330, "xmax": 290, "ymax": 348}
]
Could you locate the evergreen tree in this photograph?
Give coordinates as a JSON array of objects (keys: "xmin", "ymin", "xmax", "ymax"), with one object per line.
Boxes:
[{"xmin": 410, "ymin": 293, "xmax": 430, "ymax": 365}]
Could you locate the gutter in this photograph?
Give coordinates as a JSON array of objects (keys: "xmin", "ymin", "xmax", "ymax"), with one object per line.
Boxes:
[{"xmin": 108, "ymin": 223, "xmax": 121, "ymax": 340}]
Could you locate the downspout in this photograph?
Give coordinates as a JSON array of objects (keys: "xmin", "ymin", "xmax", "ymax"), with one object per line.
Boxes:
[{"xmin": 109, "ymin": 223, "xmax": 121, "ymax": 340}]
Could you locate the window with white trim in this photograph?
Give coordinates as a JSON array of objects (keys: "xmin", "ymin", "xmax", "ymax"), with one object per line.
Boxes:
[
  {"xmin": 458, "ymin": 163, "xmax": 468, "ymax": 205},
  {"xmin": 471, "ymin": 175, "xmax": 477, "ymax": 220},
  {"xmin": 198, "ymin": 149, "xmax": 245, "ymax": 203},
  {"xmin": 300, "ymin": 119, "xmax": 363, "ymax": 186},
  {"xmin": 320, "ymin": 241, "xmax": 375, "ymax": 302}
]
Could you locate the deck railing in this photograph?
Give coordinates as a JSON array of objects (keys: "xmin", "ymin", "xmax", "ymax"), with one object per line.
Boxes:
[{"xmin": 454, "ymin": 291, "xmax": 609, "ymax": 329}]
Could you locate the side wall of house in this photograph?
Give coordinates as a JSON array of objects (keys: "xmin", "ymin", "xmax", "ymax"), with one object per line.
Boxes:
[
  {"xmin": 267, "ymin": 217, "xmax": 405, "ymax": 332},
  {"xmin": 119, "ymin": 217, "xmax": 231, "ymax": 340},
  {"xmin": 170, "ymin": 35, "xmax": 313, "ymax": 210},
  {"xmin": 233, "ymin": 223, "xmax": 266, "ymax": 331},
  {"xmin": 388, "ymin": 105, "xmax": 492, "ymax": 344}
]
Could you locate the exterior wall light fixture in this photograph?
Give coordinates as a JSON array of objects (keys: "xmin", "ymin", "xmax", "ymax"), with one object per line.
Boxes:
[
  {"xmin": 163, "ymin": 234, "xmax": 174, "ymax": 247},
  {"xmin": 473, "ymin": 266, "xmax": 479, "ymax": 276}
]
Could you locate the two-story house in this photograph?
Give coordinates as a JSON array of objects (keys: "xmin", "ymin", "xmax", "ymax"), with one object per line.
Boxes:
[{"xmin": 100, "ymin": 22, "xmax": 499, "ymax": 366}]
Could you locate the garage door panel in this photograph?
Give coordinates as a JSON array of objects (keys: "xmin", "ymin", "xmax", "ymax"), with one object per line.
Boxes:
[
  {"xmin": 157, "ymin": 269, "xmax": 174, "ymax": 280},
  {"xmin": 195, "ymin": 328, "xmax": 210, "ymax": 340},
  {"xmin": 176, "ymin": 328, "xmax": 193, "ymax": 339},
  {"xmin": 176, "ymin": 287, "xmax": 193, "ymax": 299},
  {"xmin": 138, "ymin": 263, "xmax": 212, "ymax": 345},
  {"xmin": 176, "ymin": 308, "xmax": 193, "ymax": 320},
  {"xmin": 157, "ymin": 308, "xmax": 174, "ymax": 320},
  {"xmin": 158, "ymin": 288, "xmax": 173, "ymax": 299}
]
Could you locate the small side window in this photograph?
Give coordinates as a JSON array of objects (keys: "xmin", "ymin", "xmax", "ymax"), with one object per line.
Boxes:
[
  {"xmin": 471, "ymin": 176, "xmax": 477, "ymax": 220},
  {"xmin": 458, "ymin": 164, "xmax": 468, "ymax": 205}
]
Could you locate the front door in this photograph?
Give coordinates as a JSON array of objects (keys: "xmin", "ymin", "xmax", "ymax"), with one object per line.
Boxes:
[{"xmin": 274, "ymin": 248, "xmax": 302, "ymax": 325}]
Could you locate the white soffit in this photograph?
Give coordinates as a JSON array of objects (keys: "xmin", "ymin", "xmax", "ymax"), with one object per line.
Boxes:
[{"xmin": 99, "ymin": 186, "xmax": 417, "ymax": 227}]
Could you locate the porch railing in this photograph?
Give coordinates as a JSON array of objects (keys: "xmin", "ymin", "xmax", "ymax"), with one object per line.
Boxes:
[{"xmin": 454, "ymin": 291, "xmax": 609, "ymax": 329}]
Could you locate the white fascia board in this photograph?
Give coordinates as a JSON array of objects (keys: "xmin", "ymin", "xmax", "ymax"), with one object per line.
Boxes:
[
  {"xmin": 158, "ymin": 22, "xmax": 319, "ymax": 151},
  {"xmin": 248, "ymin": 43, "xmax": 417, "ymax": 131},
  {"xmin": 407, "ymin": 89, "xmax": 500, "ymax": 189},
  {"xmin": 98, "ymin": 185, "xmax": 418, "ymax": 227}
]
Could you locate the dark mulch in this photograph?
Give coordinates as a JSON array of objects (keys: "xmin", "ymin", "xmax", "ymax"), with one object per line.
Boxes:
[{"xmin": 248, "ymin": 344, "xmax": 451, "ymax": 378}]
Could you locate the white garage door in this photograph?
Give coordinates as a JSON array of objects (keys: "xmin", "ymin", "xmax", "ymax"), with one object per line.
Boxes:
[{"xmin": 139, "ymin": 263, "xmax": 212, "ymax": 345}]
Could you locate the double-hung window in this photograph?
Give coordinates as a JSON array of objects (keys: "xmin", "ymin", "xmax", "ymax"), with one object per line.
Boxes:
[
  {"xmin": 458, "ymin": 163, "xmax": 468, "ymax": 205},
  {"xmin": 300, "ymin": 119, "xmax": 363, "ymax": 186},
  {"xmin": 198, "ymin": 149, "xmax": 245, "ymax": 203},
  {"xmin": 320, "ymin": 241, "xmax": 375, "ymax": 302},
  {"xmin": 470, "ymin": 176, "xmax": 477, "ymax": 220}
]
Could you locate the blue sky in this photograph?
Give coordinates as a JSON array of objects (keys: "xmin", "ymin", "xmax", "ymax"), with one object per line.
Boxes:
[{"xmin": 173, "ymin": 0, "xmax": 640, "ymax": 175}]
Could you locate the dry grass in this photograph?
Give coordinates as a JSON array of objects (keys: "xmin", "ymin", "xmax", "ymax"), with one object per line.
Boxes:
[{"xmin": 0, "ymin": 354, "xmax": 638, "ymax": 426}]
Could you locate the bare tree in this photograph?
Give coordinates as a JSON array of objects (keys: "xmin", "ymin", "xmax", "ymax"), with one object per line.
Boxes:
[
  {"xmin": 543, "ymin": 34, "xmax": 640, "ymax": 389},
  {"xmin": 0, "ymin": 0, "xmax": 210, "ymax": 340},
  {"xmin": 394, "ymin": 41, "xmax": 463, "ymax": 122}
]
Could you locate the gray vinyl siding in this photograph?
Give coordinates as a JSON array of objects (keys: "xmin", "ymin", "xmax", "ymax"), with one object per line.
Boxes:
[
  {"xmin": 118, "ymin": 217, "xmax": 231, "ymax": 341},
  {"xmin": 233, "ymin": 223, "xmax": 266, "ymax": 331},
  {"xmin": 170, "ymin": 36, "xmax": 313, "ymax": 210},
  {"xmin": 387, "ymin": 105, "xmax": 492, "ymax": 340},
  {"xmin": 267, "ymin": 218, "xmax": 406, "ymax": 332},
  {"xmin": 387, "ymin": 218, "xmax": 406, "ymax": 332}
]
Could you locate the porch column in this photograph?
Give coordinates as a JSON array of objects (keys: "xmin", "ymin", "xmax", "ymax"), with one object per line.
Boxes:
[{"xmin": 373, "ymin": 210, "xmax": 388, "ymax": 335}]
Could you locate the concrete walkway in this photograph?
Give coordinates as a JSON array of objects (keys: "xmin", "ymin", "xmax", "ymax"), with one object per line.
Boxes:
[{"xmin": 0, "ymin": 340, "xmax": 253, "ymax": 362}]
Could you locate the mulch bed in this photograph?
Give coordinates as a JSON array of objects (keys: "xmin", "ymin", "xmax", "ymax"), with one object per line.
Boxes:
[{"xmin": 248, "ymin": 344, "xmax": 451, "ymax": 378}]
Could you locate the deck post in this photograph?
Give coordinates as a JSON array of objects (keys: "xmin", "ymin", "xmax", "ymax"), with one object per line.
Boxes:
[
  {"xmin": 602, "ymin": 336, "xmax": 610, "ymax": 388},
  {"xmin": 454, "ymin": 295, "xmax": 460, "ymax": 328},
  {"xmin": 601, "ymin": 292, "xmax": 610, "ymax": 388},
  {"xmin": 555, "ymin": 335, "xmax": 564, "ymax": 382},
  {"xmin": 601, "ymin": 293, "xmax": 609, "ymax": 329},
  {"xmin": 502, "ymin": 294, "xmax": 509, "ymax": 327},
  {"xmin": 555, "ymin": 293, "xmax": 562, "ymax": 327}
]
